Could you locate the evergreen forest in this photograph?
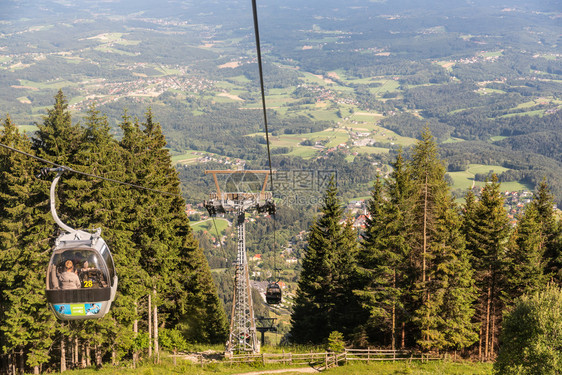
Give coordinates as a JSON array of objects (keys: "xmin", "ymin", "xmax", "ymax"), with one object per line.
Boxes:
[
  {"xmin": 290, "ymin": 129, "xmax": 562, "ymax": 363},
  {"xmin": 0, "ymin": 91, "xmax": 228, "ymax": 374}
]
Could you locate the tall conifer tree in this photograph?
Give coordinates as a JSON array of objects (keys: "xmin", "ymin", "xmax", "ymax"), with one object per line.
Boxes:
[
  {"xmin": 291, "ymin": 177, "xmax": 359, "ymax": 343},
  {"xmin": 504, "ymin": 204, "xmax": 547, "ymax": 300},
  {"xmin": 408, "ymin": 129, "xmax": 476, "ymax": 351},
  {"xmin": 0, "ymin": 115, "xmax": 56, "ymax": 373},
  {"xmin": 531, "ymin": 180, "xmax": 561, "ymax": 281},
  {"xmin": 119, "ymin": 109, "xmax": 228, "ymax": 344},
  {"xmin": 463, "ymin": 174, "xmax": 510, "ymax": 360},
  {"xmin": 357, "ymin": 151, "xmax": 412, "ymax": 348}
]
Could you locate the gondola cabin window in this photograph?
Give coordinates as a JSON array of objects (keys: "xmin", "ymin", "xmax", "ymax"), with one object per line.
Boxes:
[{"xmin": 46, "ymin": 249, "xmax": 108, "ymax": 291}]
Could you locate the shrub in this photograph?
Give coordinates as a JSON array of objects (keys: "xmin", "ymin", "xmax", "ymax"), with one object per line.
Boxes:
[
  {"xmin": 494, "ymin": 285, "xmax": 562, "ymax": 374},
  {"xmin": 326, "ymin": 331, "xmax": 345, "ymax": 353}
]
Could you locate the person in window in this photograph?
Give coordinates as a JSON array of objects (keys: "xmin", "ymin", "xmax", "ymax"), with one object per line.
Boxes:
[
  {"xmin": 81, "ymin": 255, "xmax": 96, "ymax": 271},
  {"xmin": 59, "ymin": 260, "xmax": 81, "ymax": 289}
]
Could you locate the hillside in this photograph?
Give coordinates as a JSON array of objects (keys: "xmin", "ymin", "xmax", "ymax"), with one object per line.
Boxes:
[{"xmin": 0, "ymin": 0, "xmax": 560, "ymax": 205}]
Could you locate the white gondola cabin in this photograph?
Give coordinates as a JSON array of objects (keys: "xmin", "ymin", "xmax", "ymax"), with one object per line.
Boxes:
[{"xmin": 44, "ymin": 168, "xmax": 117, "ymax": 320}]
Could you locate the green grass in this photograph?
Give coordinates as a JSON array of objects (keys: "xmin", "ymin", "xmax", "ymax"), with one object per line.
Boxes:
[
  {"xmin": 19, "ymin": 79, "xmax": 78, "ymax": 90},
  {"xmin": 299, "ymin": 72, "xmax": 332, "ymax": 85},
  {"xmin": 501, "ymin": 109, "xmax": 546, "ymax": 118},
  {"xmin": 171, "ymin": 151, "xmax": 201, "ymax": 163},
  {"xmin": 94, "ymin": 46, "xmax": 138, "ymax": 56},
  {"xmin": 326, "ymin": 360, "xmax": 493, "ymax": 374},
  {"xmin": 350, "ymin": 112, "xmax": 383, "ymax": 122},
  {"xmin": 467, "ymin": 164, "xmax": 510, "ymax": 175},
  {"xmin": 478, "ymin": 88, "xmax": 506, "ymax": 94},
  {"xmin": 306, "ymin": 110, "xmax": 340, "ymax": 122},
  {"xmin": 368, "ymin": 79, "xmax": 402, "ymax": 95},
  {"xmin": 481, "ymin": 50, "xmax": 503, "ymax": 57},
  {"xmin": 442, "ymin": 137, "xmax": 465, "ymax": 144},
  {"xmin": 447, "ymin": 164, "xmax": 533, "ymax": 192},
  {"xmin": 57, "ymin": 356, "xmax": 494, "ymax": 375},
  {"xmin": 257, "ymin": 129, "xmax": 347, "ymax": 149},
  {"xmin": 190, "ymin": 218, "xmax": 230, "ymax": 235},
  {"xmin": 154, "ymin": 65, "xmax": 183, "ymax": 76},
  {"xmin": 287, "ymin": 147, "xmax": 318, "ymax": 159},
  {"xmin": 17, "ymin": 125, "xmax": 38, "ymax": 133},
  {"xmin": 227, "ymin": 75, "xmax": 252, "ymax": 84}
]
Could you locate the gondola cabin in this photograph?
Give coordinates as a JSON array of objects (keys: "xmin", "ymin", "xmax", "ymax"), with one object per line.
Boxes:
[
  {"xmin": 43, "ymin": 168, "xmax": 118, "ymax": 320},
  {"xmin": 265, "ymin": 282, "xmax": 282, "ymax": 304},
  {"xmin": 45, "ymin": 230, "xmax": 117, "ymax": 320}
]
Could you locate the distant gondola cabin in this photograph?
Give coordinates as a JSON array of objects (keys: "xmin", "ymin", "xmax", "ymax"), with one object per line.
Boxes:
[{"xmin": 265, "ymin": 282, "xmax": 282, "ymax": 304}]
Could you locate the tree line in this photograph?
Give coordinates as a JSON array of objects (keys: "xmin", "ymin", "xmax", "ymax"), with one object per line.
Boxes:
[
  {"xmin": 290, "ymin": 129, "xmax": 560, "ymax": 360},
  {"xmin": 0, "ymin": 90, "xmax": 228, "ymax": 374}
]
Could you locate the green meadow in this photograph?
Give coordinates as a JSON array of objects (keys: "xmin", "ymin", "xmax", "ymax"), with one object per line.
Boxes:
[
  {"xmin": 190, "ymin": 218, "xmax": 230, "ymax": 235},
  {"xmin": 447, "ymin": 164, "xmax": 532, "ymax": 192}
]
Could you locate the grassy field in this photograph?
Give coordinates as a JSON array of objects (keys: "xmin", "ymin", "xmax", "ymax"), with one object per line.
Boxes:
[
  {"xmin": 171, "ymin": 151, "xmax": 203, "ymax": 163},
  {"xmin": 16, "ymin": 124, "xmax": 39, "ymax": 133},
  {"xmin": 58, "ymin": 357, "xmax": 493, "ymax": 375},
  {"xmin": 190, "ymin": 218, "xmax": 230, "ymax": 235},
  {"xmin": 447, "ymin": 164, "xmax": 532, "ymax": 192},
  {"xmin": 326, "ymin": 361, "xmax": 493, "ymax": 374}
]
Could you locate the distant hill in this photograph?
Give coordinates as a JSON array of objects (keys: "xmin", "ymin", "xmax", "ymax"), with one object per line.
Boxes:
[{"xmin": 0, "ymin": 0, "xmax": 560, "ymax": 203}]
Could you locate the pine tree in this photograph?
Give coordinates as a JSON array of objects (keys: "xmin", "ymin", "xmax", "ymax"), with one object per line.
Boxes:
[
  {"xmin": 75, "ymin": 105, "xmax": 137, "ymax": 363},
  {"xmin": 356, "ymin": 178, "xmax": 394, "ymax": 345},
  {"xmin": 464, "ymin": 174, "xmax": 510, "ymax": 360},
  {"xmin": 408, "ymin": 129, "xmax": 476, "ymax": 351},
  {"xmin": 331, "ymin": 217, "xmax": 364, "ymax": 341},
  {"xmin": 356, "ymin": 151, "xmax": 412, "ymax": 348},
  {"xmin": 119, "ymin": 109, "xmax": 228, "ymax": 344},
  {"xmin": 504, "ymin": 204, "xmax": 548, "ymax": 301},
  {"xmin": 33, "ymin": 89, "xmax": 81, "ymax": 166},
  {"xmin": 0, "ymin": 115, "xmax": 56, "ymax": 373},
  {"xmin": 291, "ymin": 177, "xmax": 354, "ymax": 344},
  {"xmin": 425, "ymin": 194, "xmax": 477, "ymax": 351},
  {"xmin": 531, "ymin": 180, "xmax": 561, "ymax": 282}
]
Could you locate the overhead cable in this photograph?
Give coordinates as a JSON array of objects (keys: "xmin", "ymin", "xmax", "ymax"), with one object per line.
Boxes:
[{"xmin": 0, "ymin": 141, "xmax": 181, "ymax": 197}]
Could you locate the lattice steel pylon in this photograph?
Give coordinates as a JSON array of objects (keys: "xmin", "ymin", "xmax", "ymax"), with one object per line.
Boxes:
[{"xmin": 204, "ymin": 170, "xmax": 275, "ymax": 355}]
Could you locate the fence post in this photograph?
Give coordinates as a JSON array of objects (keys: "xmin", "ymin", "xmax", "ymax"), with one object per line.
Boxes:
[{"xmin": 325, "ymin": 353, "xmax": 328, "ymax": 369}]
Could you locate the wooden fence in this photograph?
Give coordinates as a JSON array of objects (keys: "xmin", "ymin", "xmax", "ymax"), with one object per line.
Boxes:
[{"xmin": 224, "ymin": 348, "xmax": 441, "ymax": 369}]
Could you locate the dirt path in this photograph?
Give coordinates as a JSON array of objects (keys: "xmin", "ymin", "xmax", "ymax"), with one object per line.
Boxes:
[{"xmin": 231, "ymin": 367, "xmax": 321, "ymax": 375}]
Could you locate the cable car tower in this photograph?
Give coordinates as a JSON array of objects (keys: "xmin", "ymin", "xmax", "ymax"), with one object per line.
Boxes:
[{"xmin": 204, "ymin": 170, "xmax": 275, "ymax": 355}]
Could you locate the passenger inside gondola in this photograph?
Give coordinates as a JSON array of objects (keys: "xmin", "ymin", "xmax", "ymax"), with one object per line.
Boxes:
[{"xmin": 59, "ymin": 260, "xmax": 81, "ymax": 289}]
